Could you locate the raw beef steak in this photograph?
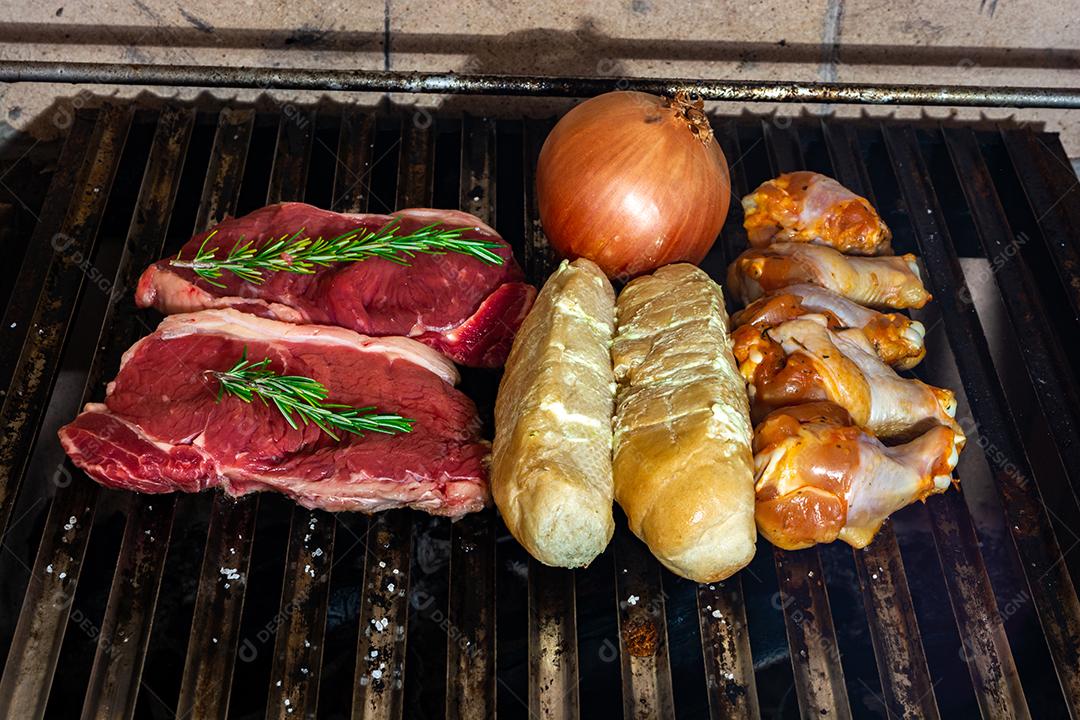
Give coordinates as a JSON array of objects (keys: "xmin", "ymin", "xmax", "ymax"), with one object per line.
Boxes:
[
  {"xmin": 135, "ymin": 203, "xmax": 536, "ymax": 368},
  {"xmin": 58, "ymin": 309, "xmax": 489, "ymax": 517}
]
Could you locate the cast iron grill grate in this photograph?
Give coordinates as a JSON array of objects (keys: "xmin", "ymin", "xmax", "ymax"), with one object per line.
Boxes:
[{"xmin": 0, "ymin": 101, "xmax": 1079, "ymax": 720}]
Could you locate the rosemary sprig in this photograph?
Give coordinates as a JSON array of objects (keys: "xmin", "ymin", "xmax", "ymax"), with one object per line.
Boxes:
[
  {"xmin": 171, "ymin": 220, "xmax": 505, "ymax": 288},
  {"xmin": 210, "ymin": 349, "xmax": 414, "ymax": 441}
]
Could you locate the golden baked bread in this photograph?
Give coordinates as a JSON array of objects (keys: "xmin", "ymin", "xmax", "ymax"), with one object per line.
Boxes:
[
  {"xmin": 492, "ymin": 258, "xmax": 616, "ymax": 567},
  {"xmin": 612, "ymin": 264, "xmax": 756, "ymax": 582}
]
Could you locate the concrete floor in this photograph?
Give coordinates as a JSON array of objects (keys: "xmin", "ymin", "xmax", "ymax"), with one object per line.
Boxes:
[{"xmin": 0, "ymin": 0, "xmax": 1078, "ymax": 160}]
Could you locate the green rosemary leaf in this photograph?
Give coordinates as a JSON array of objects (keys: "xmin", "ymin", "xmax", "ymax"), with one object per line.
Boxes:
[
  {"xmin": 210, "ymin": 348, "xmax": 414, "ymax": 441},
  {"xmin": 169, "ymin": 218, "xmax": 505, "ymax": 286}
]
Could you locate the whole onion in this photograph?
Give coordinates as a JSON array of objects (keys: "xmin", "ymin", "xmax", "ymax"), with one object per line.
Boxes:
[{"xmin": 536, "ymin": 91, "xmax": 730, "ymax": 279}]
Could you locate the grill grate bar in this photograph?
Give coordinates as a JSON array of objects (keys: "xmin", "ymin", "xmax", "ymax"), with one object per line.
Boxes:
[
  {"xmin": 613, "ymin": 530, "xmax": 675, "ymax": 718},
  {"xmin": 445, "ymin": 114, "xmax": 498, "ymax": 720},
  {"xmin": 172, "ymin": 108, "xmax": 258, "ymax": 719},
  {"xmin": 178, "ymin": 493, "xmax": 260, "ymax": 718},
  {"xmin": 352, "ymin": 511, "xmax": 411, "ymax": 720},
  {"xmin": 527, "ymin": 561, "xmax": 580, "ymax": 719},
  {"xmin": 3, "ymin": 102, "xmax": 1080, "ymax": 719},
  {"xmin": 944, "ymin": 125, "xmax": 1080, "ymax": 561},
  {"xmin": 926, "ymin": 491, "xmax": 1030, "ymax": 717},
  {"xmin": 698, "ymin": 118, "xmax": 762, "ymax": 720},
  {"xmin": 772, "ymin": 551, "xmax": 851, "ymax": 719},
  {"xmin": 208, "ymin": 108, "xmax": 315, "ymax": 720},
  {"xmin": 82, "ymin": 497, "xmax": 178, "ymax": 719},
  {"xmin": 695, "ymin": 577, "xmax": 758, "ymax": 720},
  {"xmin": 522, "ymin": 118, "xmax": 558, "ymax": 282},
  {"xmin": 520, "ymin": 117, "xmax": 581, "ymax": 720},
  {"xmin": 266, "ymin": 109, "xmax": 361, "ymax": 719},
  {"xmin": 242, "ymin": 109, "xmax": 335, "ymax": 720},
  {"xmin": 884, "ymin": 124, "xmax": 1080, "ymax": 718},
  {"xmin": 96, "ymin": 109, "xmax": 255, "ymax": 718},
  {"xmin": 0, "ymin": 106, "xmax": 133, "ymax": 720},
  {"xmin": 331, "ymin": 110, "xmax": 376, "ymax": 215},
  {"xmin": 192, "ymin": 110, "xmax": 256, "ymax": 234},
  {"xmin": 446, "ymin": 511, "xmax": 496, "ymax": 720},
  {"xmin": 759, "ymin": 122, "xmax": 852, "ymax": 720},
  {"xmin": 849, "ymin": 527, "xmax": 940, "ymax": 718},
  {"xmin": 352, "ymin": 119, "xmax": 433, "ymax": 720},
  {"xmin": 1000, "ymin": 129, "xmax": 1080, "ymax": 337},
  {"xmin": 0, "ymin": 106, "xmax": 131, "ymax": 540},
  {"xmin": 0, "ymin": 112, "xmax": 97, "ymax": 392},
  {"xmin": 267, "ymin": 508, "xmax": 336, "ymax": 717},
  {"xmin": 821, "ymin": 120, "xmax": 941, "ymax": 719},
  {"xmin": 830, "ymin": 119, "xmax": 1031, "ymax": 718},
  {"xmin": 74, "ymin": 106, "xmax": 196, "ymax": 720},
  {"xmin": 871, "ymin": 123, "xmax": 1031, "ymax": 717}
]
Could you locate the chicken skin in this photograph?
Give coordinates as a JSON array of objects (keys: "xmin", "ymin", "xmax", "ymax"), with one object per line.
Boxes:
[
  {"xmin": 730, "ymin": 283, "xmax": 926, "ymax": 370},
  {"xmin": 742, "ymin": 172, "xmax": 892, "ymax": 255},
  {"xmin": 731, "ymin": 315, "xmax": 964, "ymax": 448},
  {"xmin": 753, "ymin": 402, "xmax": 959, "ymax": 550},
  {"xmin": 727, "ymin": 242, "xmax": 931, "ymax": 310}
]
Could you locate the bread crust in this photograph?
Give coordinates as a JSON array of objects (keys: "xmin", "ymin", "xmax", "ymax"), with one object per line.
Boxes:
[
  {"xmin": 492, "ymin": 259, "xmax": 616, "ymax": 567},
  {"xmin": 613, "ymin": 264, "xmax": 756, "ymax": 582}
]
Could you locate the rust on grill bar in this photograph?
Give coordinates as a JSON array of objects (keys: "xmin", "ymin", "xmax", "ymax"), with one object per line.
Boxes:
[
  {"xmin": 1, "ymin": 97, "xmax": 1080, "ymax": 720},
  {"xmin": 613, "ymin": 531, "xmax": 675, "ymax": 719}
]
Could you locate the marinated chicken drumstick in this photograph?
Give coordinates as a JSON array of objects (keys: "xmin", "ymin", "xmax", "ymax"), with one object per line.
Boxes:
[
  {"xmin": 742, "ymin": 171, "xmax": 893, "ymax": 255},
  {"xmin": 730, "ymin": 283, "xmax": 926, "ymax": 370},
  {"xmin": 732, "ymin": 315, "xmax": 964, "ymax": 448},
  {"xmin": 727, "ymin": 242, "xmax": 931, "ymax": 310},
  {"xmin": 753, "ymin": 403, "xmax": 959, "ymax": 550}
]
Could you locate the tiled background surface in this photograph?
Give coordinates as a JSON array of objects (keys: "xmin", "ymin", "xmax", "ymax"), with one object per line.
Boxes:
[{"xmin": 0, "ymin": 0, "xmax": 1078, "ymax": 160}]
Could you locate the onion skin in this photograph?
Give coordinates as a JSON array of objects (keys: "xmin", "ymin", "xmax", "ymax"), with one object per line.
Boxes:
[{"xmin": 536, "ymin": 91, "xmax": 730, "ymax": 279}]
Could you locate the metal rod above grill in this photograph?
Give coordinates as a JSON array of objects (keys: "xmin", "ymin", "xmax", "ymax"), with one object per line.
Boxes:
[{"xmin": 2, "ymin": 60, "xmax": 1080, "ymax": 109}]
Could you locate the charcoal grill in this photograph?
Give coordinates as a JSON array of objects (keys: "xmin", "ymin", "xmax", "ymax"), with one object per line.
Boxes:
[{"xmin": 1, "ymin": 67, "xmax": 1080, "ymax": 720}]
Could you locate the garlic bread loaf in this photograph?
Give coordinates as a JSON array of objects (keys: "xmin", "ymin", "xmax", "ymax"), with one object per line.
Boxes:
[
  {"xmin": 492, "ymin": 258, "xmax": 616, "ymax": 567},
  {"xmin": 612, "ymin": 264, "xmax": 756, "ymax": 582}
]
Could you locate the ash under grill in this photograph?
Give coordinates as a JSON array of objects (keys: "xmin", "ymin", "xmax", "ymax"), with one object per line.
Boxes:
[{"xmin": 1, "ymin": 100, "xmax": 1079, "ymax": 720}]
